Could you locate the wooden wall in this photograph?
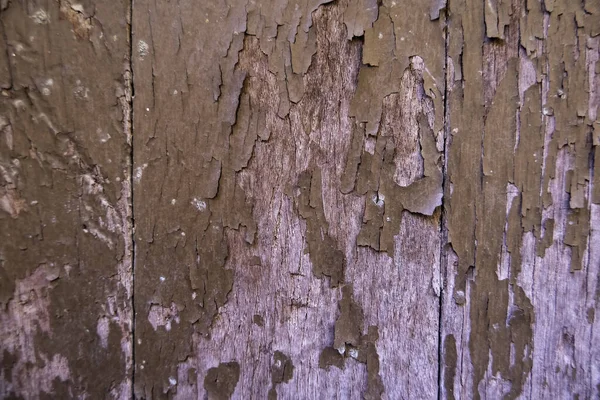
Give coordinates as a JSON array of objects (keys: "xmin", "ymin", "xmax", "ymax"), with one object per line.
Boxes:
[{"xmin": 1, "ymin": 0, "xmax": 598, "ymax": 398}]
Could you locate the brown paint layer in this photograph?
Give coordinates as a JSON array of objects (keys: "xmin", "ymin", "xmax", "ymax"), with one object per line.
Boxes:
[
  {"xmin": 2, "ymin": 0, "xmax": 597, "ymax": 398},
  {"xmin": 443, "ymin": 0, "xmax": 600, "ymax": 398},
  {"xmin": 267, "ymin": 351, "xmax": 294, "ymax": 400},
  {"xmin": 203, "ymin": 362, "xmax": 240, "ymax": 400},
  {"xmin": 0, "ymin": 0, "xmax": 133, "ymax": 398}
]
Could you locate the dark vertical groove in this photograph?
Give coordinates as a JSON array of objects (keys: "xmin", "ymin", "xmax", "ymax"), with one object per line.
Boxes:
[
  {"xmin": 128, "ymin": 0, "xmax": 136, "ymax": 398},
  {"xmin": 437, "ymin": 1, "xmax": 451, "ymax": 399}
]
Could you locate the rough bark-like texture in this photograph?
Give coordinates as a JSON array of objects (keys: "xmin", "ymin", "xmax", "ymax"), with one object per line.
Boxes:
[
  {"xmin": 0, "ymin": 0, "xmax": 133, "ymax": 398},
  {"xmin": 2, "ymin": 0, "xmax": 598, "ymax": 398}
]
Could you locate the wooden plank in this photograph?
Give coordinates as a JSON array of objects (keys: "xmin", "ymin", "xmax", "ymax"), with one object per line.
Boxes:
[
  {"xmin": 0, "ymin": 0, "xmax": 133, "ymax": 398},
  {"xmin": 132, "ymin": 0, "xmax": 446, "ymax": 397},
  {"xmin": 441, "ymin": 0, "xmax": 600, "ymax": 398}
]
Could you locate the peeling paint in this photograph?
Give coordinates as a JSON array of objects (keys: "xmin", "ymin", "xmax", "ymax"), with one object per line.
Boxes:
[
  {"xmin": 0, "ymin": 0, "xmax": 586, "ymax": 397},
  {"xmin": 319, "ymin": 285, "xmax": 385, "ymax": 399},
  {"xmin": 203, "ymin": 361, "xmax": 240, "ymax": 400},
  {"xmin": 268, "ymin": 351, "xmax": 294, "ymax": 399}
]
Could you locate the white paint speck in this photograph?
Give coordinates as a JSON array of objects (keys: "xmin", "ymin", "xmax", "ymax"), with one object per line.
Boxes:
[
  {"xmin": 137, "ymin": 40, "xmax": 149, "ymax": 58},
  {"xmin": 70, "ymin": 3, "xmax": 85, "ymax": 13},
  {"xmin": 146, "ymin": 107, "xmax": 150, "ymax": 112},
  {"xmin": 171, "ymin": 199, "xmax": 177, "ymax": 205},
  {"xmin": 192, "ymin": 292, "xmax": 197, "ymax": 300},
  {"xmin": 159, "ymin": 276, "xmax": 166, "ymax": 282},
  {"xmin": 191, "ymin": 198, "xmax": 206, "ymax": 211},
  {"xmin": 148, "ymin": 303, "xmax": 180, "ymax": 332},
  {"xmin": 73, "ymin": 82, "xmax": 89, "ymax": 99},
  {"xmin": 372, "ymin": 194, "xmax": 384, "ymax": 207},
  {"xmin": 454, "ymin": 290, "xmax": 466, "ymax": 305},
  {"xmin": 169, "ymin": 377, "xmax": 177, "ymax": 386},
  {"xmin": 173, "ymin": 90, "xmax": 178, "ymax": 95},
  {"xmin": 97, "ymin": 127, "xmax": 111, "ymax": 143},
  {"xmin": 134, "ymin": 167, "xmax": 143, "ymax": 183},
  {"xmin": 348, "ymin": 348, "xmax": 359, "ymax": 359},
  {"xmin": 31, "ymin": 9, "xmax": 50, "ymax": 24},
  {"xmin": 378, "ymin": 32, "xmax": 383, "ymax": 39},
  {"xmin": 134, "ymin": 163, "xmax": 148, "ymax": 183},
  {"xmin": 181, "ymin": 232, "xmax": 186, "ymax": 236}
]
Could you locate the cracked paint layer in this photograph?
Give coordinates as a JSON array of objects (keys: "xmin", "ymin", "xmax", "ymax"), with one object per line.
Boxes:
[
  {"xmin": 319, "ymin": 285, "xmax": 384, "ymax": 399},
  {"xmin": 442, "ymin": 0, "xmax": 600, "ymax": 398},
  {"xmin": 133, "ymin": 0, "xmax": 445, "ymax": 397},
  {"xmin": 2, "ymin": 0, "xmax": 596, "ymax": 397}
]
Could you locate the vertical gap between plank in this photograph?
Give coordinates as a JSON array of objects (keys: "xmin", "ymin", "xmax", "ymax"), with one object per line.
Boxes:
[
  {"xmin": 128, "ymin": 0, "xmax": 136, "ymax": 397},
  {"xmin": 437, "ymin": 2, "xmax": 451, "ymax": 399}
]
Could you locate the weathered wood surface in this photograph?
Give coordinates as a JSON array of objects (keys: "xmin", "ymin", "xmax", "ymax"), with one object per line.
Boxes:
[
  {"xmin": 0, "ymin": 0, "xmax": 133, "ymax": 398},
  {"xmin": 442, "ymin": 0, "xmax": 600, "ymax": 399},
  {"xmin": 1, "ymin": 0, "xmax": 599, "ymax": 398}
]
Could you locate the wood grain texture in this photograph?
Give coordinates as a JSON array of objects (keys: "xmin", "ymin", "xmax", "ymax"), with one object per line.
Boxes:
[
  {"xmin": 442, "ymin": 0, "xmax": 600, "ymax": 398},
  {"xmin": 1, "ymin": 0, "xmax": 598, "ymax": 398},
  {"xmin": 0, "ymin": 0, "xmax": 133, "ymax": 398},
  {"xmin": 132, "ymin": 0, "xmax": 444, "ymax": 398}
]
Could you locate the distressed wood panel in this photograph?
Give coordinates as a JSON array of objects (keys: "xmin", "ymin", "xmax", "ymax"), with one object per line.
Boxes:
[
  {"xmin": 1, "ymin": 0, "xmax": 598, "ymax": 398},
  {"xmin": 0, "ymin": 0, "xmax": 133, "ymax": 398},
  {"xmin": 132, "ymin": 0, "xmax": 445, "ymax": 398},
  {"xmin": 441, "ymin": 0, "xmax": 600, "ymax": 398}
]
